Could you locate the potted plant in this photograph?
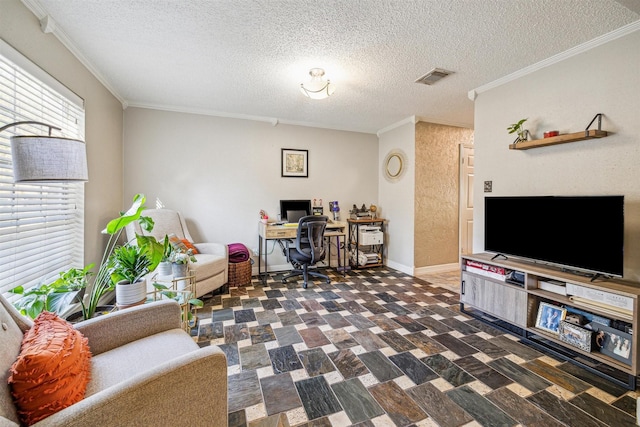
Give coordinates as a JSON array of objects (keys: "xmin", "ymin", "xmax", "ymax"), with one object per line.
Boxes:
[
  {"xmin": 153, "ymin": 235, "xmax": 174, "ymax": 276},
  {"xmin": 10, "ymin": 265, "xmax": 94, "ymax": 319},
  {"xmin": 110, "ymin": 244, "xmax": 153, "ymax": 307},
  {"xmin": 507, "ymin": 118, "xmax": 529, "ymax": 143},
  {"xmin": 169, "ymin": 247, "xmax": 197, "ymax": 279}
]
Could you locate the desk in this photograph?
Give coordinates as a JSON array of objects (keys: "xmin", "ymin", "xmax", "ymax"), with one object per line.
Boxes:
[{"xmin": 258, "ymin": 220, "xmax": 347, "ymax": 283}]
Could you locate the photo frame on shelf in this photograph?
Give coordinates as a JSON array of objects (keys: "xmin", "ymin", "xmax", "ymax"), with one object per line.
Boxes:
[
  {"xmin": 535, "ymin": 302, "xmax": 566, "ymax": 334},
  {"xmin": 592, "ymin": 322, "xmax": 632, "ymax": 365},
  {"xmin": 558, "ymin": 320, "xmax": 592, "ymax": 352},
  {"xmin": 281, "ymin": 148, "xmax": 308, "ymax": 178}
]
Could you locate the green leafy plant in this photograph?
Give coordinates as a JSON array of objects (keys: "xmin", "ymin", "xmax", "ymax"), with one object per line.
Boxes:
[
  {"xmin": 10, "ymin": 265, "xmax": 93, "ymax": 319},
  {"xmin": 507, "ymin": 118, "xmax": 528, "ymax": 141},
  {"xmin": 110, "ymin": 245, "xmax": 152, "ymax": 284}
]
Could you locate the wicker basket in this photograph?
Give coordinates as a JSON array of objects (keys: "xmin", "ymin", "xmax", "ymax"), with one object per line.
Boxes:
[{"xmin": 228, "ymin": 259, "xmax": 253, "ymax": 287}]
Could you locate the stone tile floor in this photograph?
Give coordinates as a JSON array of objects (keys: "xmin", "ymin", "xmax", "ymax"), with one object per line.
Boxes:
[{"xmin": 194, "ymin": 267, "xmax": 639, "ymax": 427}]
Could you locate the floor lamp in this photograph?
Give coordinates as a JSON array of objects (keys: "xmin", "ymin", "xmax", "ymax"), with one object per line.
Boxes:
[{"xmin": 0, "ymin": 121, "xmax": 88, "ymax": 183}]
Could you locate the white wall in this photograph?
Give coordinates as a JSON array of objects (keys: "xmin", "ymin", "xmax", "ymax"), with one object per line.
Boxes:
[
  {"xmin": 474, "ymin": 29, "xmax": 640, "ymax": 281},
  {"xmin": 123, "ymin": 107, "xmax": 378, "ymax": 271},
  {"xmin": 378, "ymin": 119, "xmax": 416, "ymax": 274}
]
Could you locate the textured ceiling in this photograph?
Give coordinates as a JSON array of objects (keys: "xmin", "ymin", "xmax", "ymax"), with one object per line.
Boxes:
[{"xmin": 23, "ymin": 0, "xmax": 640, "ymax": 134}]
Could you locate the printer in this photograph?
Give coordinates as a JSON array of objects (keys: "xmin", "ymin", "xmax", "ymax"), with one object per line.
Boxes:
[{"xmin": 358, "ymin": 226, "xmax": 384, "ymax": 245}]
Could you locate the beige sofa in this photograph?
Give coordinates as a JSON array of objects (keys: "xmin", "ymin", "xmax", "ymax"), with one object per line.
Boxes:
[
  {"xmin": 126, "ymin": 209, "xmax": 228, "ymax": 297},
  {"xmin": 0, "ymin": 296, "xmax": 227, "ymax": 426}
]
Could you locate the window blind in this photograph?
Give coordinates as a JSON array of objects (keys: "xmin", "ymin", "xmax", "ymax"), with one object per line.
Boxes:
[{"xmin": 0, "ymin": 40, "xmax": 85, "ymax": 301}]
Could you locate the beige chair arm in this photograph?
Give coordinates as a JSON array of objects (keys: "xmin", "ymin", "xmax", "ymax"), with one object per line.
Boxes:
[
  {"xmin": 193, "ymin": 242, "xmax": 228, "ymax": 257},
  {"xmin": 74, "ymin": 300, "xmax": 181, "ymax": 355},
  {"xmin": 33, "ymin": 346, "xmax": 227, "ymax": 427}
]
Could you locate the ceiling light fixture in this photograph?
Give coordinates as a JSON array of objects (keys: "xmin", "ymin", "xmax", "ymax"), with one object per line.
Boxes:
[
  {"xmin": 0, "ymin": 121, "xmax": 88, "ymax": 182},
  {"xmin": 415, "ymin": 68, "xmax": 453, "ymax": 86},
  {"xmin": 300, "ymin": 68, "xmax": 335, "ymax": 100}
]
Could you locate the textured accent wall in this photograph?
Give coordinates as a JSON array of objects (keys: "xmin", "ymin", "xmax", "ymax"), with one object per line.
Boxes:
[{"xmin": 414, "ymin": 122, "xmax": 473, "ymax": 267}]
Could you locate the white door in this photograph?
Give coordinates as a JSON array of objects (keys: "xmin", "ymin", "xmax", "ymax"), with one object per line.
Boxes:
[{"xmin": 459, "ymin": 144, "xmax": 474, "ymax": 255}]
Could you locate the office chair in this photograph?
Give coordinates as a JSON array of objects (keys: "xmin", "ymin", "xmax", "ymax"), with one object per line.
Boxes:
[{"xmin": 282, "ymin": 215, "xmax": 331, "ymax": 289}]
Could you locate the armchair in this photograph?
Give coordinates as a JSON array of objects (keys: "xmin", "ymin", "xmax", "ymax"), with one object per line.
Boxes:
[
  {"xmin": 0, "ymin": 295, "xmax": 227, "ymax": 426},
  {"xmin": 282, "ymin": 215, "xmax": 331, "ymax": 289},
  {"xmin": 126, "ymin": 209, "xmax": 228, "ymax": 297}
]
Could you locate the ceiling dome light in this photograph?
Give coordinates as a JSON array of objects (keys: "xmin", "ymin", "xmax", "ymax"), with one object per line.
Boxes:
[{"xmin": 300, "ymin": 68, "xmax": 335, "ymax": 100}]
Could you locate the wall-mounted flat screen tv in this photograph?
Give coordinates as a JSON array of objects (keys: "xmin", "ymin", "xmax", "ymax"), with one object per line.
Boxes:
[{"xmin": 484, "ymin": 195, "xmax": 624, "ymax": 277}]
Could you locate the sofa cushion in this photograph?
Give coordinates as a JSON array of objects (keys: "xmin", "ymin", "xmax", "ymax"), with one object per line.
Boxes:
[
  {"xmin": 85, "ymin": 329, "xmax": 198, "ymax": 396},
  {"xmin": 8, "ymin": 312, "xmax": 91, "ymax": 426}
]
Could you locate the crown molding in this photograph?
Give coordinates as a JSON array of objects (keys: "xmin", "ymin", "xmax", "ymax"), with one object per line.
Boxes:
[
  {"xmin": 377, "ymin": 116, "xmax": 417, "ymax": 137},
  {"xmin": 469, "ymin": 20, "xmax": 640, "ymax": 100},
  {"xmin": 126, "ymin": 102, "xmax": 375, "ymax": 134},
  {"xmin": 21, "ymin": 0, "xmax": 127, "ymax": 107}
]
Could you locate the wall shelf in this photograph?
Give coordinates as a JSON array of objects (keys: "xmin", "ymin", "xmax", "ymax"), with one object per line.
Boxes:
[{"xmin": 509, "ymin": 129, "xmax": 608, "ymax": 150}]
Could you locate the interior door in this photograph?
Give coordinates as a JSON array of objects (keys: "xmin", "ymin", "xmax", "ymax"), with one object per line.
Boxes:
[{"xmin": 459, "ymin": 144, "xmax": 474, "ymax": 255}]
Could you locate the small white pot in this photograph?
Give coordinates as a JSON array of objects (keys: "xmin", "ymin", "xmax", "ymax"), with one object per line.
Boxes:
[
  {"xmin": 115, "ymin": 278, "xmax": 147, "ymax": 307},
  {"xmin": 157, "ymin": 261, "xmax": 173, "ymax": 276}
]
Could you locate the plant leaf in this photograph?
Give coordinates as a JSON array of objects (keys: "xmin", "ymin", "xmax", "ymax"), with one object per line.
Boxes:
[{"xmin": 103, "ymin": 193, "xmax": 146, "ymax": 235}]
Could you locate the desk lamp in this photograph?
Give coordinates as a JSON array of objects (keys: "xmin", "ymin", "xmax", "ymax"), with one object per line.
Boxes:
[{"xmin": 0, "ymin": 121, "xmax": 88, "ymax": 183}]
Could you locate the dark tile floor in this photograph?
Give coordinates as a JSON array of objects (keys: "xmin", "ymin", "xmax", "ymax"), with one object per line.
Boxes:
[{"xmin": 194, "ymin": 268, "xmax": 639, "ymax": 427}]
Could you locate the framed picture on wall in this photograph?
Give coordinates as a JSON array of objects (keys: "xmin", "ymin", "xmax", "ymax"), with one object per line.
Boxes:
[{"xmin": 281, "ymin": 148, "xmax": 308, "ymax": 178}]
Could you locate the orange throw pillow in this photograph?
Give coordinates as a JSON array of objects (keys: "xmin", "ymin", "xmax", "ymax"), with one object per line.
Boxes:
[
  {"xmin": 181, "ymin": 239, "xmax": 199, "ymax": 254},
  {"xmin": 8, "ymin": 311, "xmax": 91, "ymax": 426}
]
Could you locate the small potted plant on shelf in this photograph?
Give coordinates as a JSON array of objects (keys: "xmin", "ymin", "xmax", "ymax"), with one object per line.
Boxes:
[
  {"xmin": 169, "ymin": 247, "xmax": 197, "ymax": 279},
  {"xmin": 507, "ymin": 118, "xmax": 529, "ymax": 143}
]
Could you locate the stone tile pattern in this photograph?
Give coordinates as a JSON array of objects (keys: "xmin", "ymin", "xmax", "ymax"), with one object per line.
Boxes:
[{"xmin": 195, "ymin": 269, "xmax": 637, "ymax": 427}]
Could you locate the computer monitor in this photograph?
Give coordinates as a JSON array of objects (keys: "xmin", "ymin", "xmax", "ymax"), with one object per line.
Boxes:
[{"xmin": 280, "ymin": 199, "xmax": 311, "ymax": 223}]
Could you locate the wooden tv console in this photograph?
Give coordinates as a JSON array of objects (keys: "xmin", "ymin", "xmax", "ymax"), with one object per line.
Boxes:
[{"xmin": 460, "ymin": 253, "xmax": 640, "ymax": 389}]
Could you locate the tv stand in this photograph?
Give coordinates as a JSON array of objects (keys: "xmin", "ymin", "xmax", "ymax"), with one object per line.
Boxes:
[{"xmin": 460, "ymin": 253, "xmax": 640, "ymax": 389}]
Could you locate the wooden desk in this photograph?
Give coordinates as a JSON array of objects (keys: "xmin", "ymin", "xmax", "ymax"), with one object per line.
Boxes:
[{"xmin": 257, "ymin": 220, "xmax": 347, "ymax": 283}]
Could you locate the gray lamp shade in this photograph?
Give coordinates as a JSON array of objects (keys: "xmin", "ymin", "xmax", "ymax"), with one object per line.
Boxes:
[{"xmin": 10, "ymin": 135, "xmax": 88, "ymax": 182}]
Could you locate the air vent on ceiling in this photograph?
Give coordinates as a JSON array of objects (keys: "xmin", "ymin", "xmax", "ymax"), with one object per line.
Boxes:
[{"xmin": 415, "ymin": 68, "xmax": 453, "ymax": 85}]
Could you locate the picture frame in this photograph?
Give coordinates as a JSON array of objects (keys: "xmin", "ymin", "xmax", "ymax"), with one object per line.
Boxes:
[
  {"xmin": 281, "ymin": 148, "xmax": 308, "ymax": 178},
  {"xmin": 558, "ymin": 320, "xmax": 592, "ymax": 352},
  {"xmin": 535, "ymin": 302, "xmax": 566, "ymax": 334},
  {"xmin": 591, "ymin": 322, "xmax": 633, "ymax": 365}
]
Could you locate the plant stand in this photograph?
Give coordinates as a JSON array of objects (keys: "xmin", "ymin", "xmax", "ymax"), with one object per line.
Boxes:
[{"xmin": 149, "ymin": 271, "xmax": 197, "ymax": 332}]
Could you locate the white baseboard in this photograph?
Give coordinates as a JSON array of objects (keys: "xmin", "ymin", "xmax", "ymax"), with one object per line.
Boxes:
[
  {"xmin": 386, "ymin": 260, "xmax": 413, "ymax": 275},
  {"xmin": 413, "ymin": 262, "xmax": 460, "ymax": 276}
]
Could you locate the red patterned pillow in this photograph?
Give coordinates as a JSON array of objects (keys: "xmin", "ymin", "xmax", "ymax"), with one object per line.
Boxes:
[{"xmin": 8, "ymin": 311, "xmax": 91, "ymax": 426}]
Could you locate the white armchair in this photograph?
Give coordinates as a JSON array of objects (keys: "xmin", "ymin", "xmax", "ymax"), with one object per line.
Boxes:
[{"xmin": 126, "ymin": 209, "xmax": 228, "ymax": 297}]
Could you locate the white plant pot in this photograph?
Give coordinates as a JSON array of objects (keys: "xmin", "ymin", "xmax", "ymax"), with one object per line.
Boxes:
[
  {"xmin": 115, "ymin": 278, "xmax": 147, "ymax": 307},
  {"xmin": 172, "ymin": 263, "xmax": 189, "ymax": 290},
  {"xmin": 157, "ymin": 261, "xmax": 173, "ymax": 277},
  {"xmin": 172, "ymin": 263, "xmax": 188, "ymax": 278}
]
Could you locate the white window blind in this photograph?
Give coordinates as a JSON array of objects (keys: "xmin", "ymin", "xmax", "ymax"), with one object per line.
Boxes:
[{"xmin": 0, "ymin": 40, "xmax": 85, "ymax": 301}]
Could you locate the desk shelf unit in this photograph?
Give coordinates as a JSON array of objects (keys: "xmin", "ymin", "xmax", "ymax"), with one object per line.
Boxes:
[
  {"xmin": 348, "ymin": 218, "xmax": 385, "ymax": 269},
  {"xmin": 460, "ymin": 253, "xmax": 640, "ymax": 389}
]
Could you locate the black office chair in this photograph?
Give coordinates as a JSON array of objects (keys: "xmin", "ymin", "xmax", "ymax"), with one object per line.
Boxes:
[{"xmin": 282, "ymin": 215, "xmax": 331, "ymax": 289}]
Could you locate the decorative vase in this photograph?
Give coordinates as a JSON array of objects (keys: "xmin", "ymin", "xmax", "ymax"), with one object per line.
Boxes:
[
  {"xmin": 157, "ymin": 261, "xmax": 172, "ymax": 276},
  {"xmin": 115, "ymin": 278, "xmax": 147, "ymax": 307}
]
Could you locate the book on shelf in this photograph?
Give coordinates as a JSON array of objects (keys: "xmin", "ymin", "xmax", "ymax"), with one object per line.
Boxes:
[{"xmin": 464, "ymin": 259, "xmax": 509, "ymax": 280}]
